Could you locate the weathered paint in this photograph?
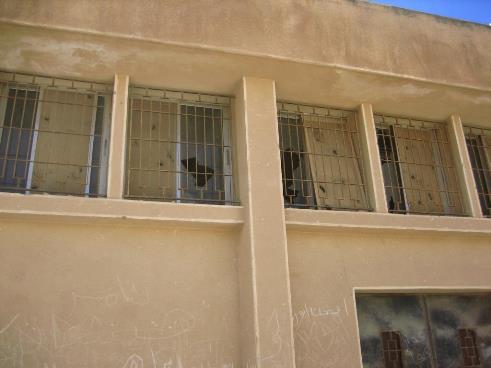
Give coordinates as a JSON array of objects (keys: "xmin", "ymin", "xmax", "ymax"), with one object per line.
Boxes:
[{"xmin": 0, "ymin": 1, "xmax": 490, "ymax": 368}]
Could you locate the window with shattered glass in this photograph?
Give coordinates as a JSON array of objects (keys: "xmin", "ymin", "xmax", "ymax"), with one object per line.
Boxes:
[
  {"xmin": 125, "ymin": 86, "xmax": 236, "ymax": 205},
  {"xmin": 356, "ymin": 294, "xmax": 491, "ymax": 367}
]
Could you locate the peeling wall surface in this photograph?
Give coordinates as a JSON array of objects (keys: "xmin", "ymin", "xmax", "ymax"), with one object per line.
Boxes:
[
  {"xmin": 1, "ymin": 0, "xmax": 491, "ymax": 89},
  {"xmin": 0, "ymin": 1, "xmax": 491, "ymax": 368}
]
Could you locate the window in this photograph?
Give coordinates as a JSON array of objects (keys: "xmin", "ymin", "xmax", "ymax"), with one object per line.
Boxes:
[
  {"xmin": 0, "ymin": 71, "xmax": 112, "ymax": 196},
  {"xmin": 375, "ymin": 114, "xmax": 464, "ymax": 216},
  {"xmin": 356, "ymin": 293, "xmax": 491, "ymax": 368},
  {"xmin": 277, "ymin": 102, "xmax": 370, "ymax": 211},
  {"xmin": 464, "ymin": 126, "xmax": 491, "ymax": 217},
  {"xmin": 125, "ymin": 86, "xmax": 235, "ymax": 205}
]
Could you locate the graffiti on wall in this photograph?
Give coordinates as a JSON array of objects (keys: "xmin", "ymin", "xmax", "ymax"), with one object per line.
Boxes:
[{"xmin": 0, "ymin": 276, "xmax": 236, "ymax": 368}]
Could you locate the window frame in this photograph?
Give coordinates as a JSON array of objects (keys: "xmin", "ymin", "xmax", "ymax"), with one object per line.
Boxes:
[
  {"xmin": 355, "ymin": 292, "xmax": 491, "ymax": 368},
  {"xmin": 277, "ymin": 101, "xmax": 370, "ymax": 211},
  {"xmin": 465, "ymin": 130, "xmax": 491, "ymax": 217},
  {"xmin": 124, "ymin": 89, "xmax": 235, "ymax": 205},
  {"xmin": 175, "ymin": 102, "xmax": 233, "ymax": 204},
  {"xmin": 375, "ymin": 114, "xmax": 464, "ymax": 216},
  {"xmin": 0, "ymin": 84, "xmax": 111, "ymax": 196}
]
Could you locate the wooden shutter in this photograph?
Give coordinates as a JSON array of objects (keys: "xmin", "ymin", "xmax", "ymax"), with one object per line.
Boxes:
[
  {"xmin": 392, "ymin": 126, "xmax": 444, "ymax": 214},
  {"xmin": 127, "ymin": 99, "xmax": 178, "ymax": 199},
  {"xmin": 303, "ymin": 112, "xmax": 367, "ymax": 210},
  {"xmin": 32, "ymin": 89, "xmax": 94, "ymax": 194},
  {"xmin": 433, "ymin": 127, "xmax": 463, "ymax": 215},
  {"xmin": 392, "ymin": 126, "xmax": 464, "ymax": 215}
]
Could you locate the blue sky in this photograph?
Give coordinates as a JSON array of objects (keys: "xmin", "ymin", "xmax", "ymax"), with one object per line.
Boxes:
[{"xmin": 368, "ymin": 0, "xmax": 491, "ymax": 25}]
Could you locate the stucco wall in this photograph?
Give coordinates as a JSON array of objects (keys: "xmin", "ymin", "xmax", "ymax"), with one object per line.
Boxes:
[
  {"xmin": 1, "ymin": 2, "xmax": 491, "ymax": 367},
  {"xmin": 288, "ymin": 230, "xmax": 491, "ymax": 368},
  {"xmin": 0, "ymin": 219, "xmax": 240, "ymax": 368},
  {"xmin": 1, "ymin": 0, "xmax": 491, "ymax": 90}
]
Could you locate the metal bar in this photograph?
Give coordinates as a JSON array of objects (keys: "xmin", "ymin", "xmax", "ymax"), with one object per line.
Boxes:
[
  {"xmin": 0, "ymin": 72, "xmax": 112, "ymax": 197},
  {"xmin": 124, "ymin": 85, "xmax": 235, "ymax": 205},
  {"xmin": 464, "ymin": 125, "xmax": 491, "ymax": 217},
  {"xmin": 277, "ymin": 101, "xmax": 369, "ymax": 211},
  {"xmin": 375, "ymin": 114, "xmax": 465, "ymax": 216}
]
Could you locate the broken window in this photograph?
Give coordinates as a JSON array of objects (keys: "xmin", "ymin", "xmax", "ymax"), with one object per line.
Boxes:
[
  {"xmin": 124, "ymin": 86, "xmax": 235, "ymax": 205},
  {"xmin": 375, "ymin": 115, "xmax": 464, "ymax": 216},
  {"xmin": 0, "ymin": 71, "xmax": 112, "ymax": 196},
  {"xmin": 464, "ymin": 126, "xmax": 491, "ymax": 217},
  {"xmin": 277, "ymin": 102, "xmax": 370, "ymax": 211},
  {"xmin": 356, "ymin": 293, "xmax": 491, "ymax": 368}
]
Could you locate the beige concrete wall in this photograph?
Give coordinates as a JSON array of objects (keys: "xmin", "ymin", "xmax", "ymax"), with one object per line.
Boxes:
[
  {"xmin": 2, "ymin": 22, "xmax": 491, "ymax": 126},
  {"xmin": 1, "ymin": 0, "xmax": 491, "ymax": 90},
  {"xmin": 288, "ymin": 230, "xmax": 491, "ymax": 368},
  {"xmin": 1, "ymin": 2, "xmax": 491, "ymax": 367},
  {"xmin": 0, "ymin": 219, "xmax": 240, "ymax": 368}
]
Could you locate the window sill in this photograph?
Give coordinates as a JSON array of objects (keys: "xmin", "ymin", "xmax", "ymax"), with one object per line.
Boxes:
[
  {"xmin": 285, "ymin": 208, "xmax": 491, "ymax": 235},
  {"xmin": 0, "ymin": 192, "xmax": 244, "ymax": 229}
]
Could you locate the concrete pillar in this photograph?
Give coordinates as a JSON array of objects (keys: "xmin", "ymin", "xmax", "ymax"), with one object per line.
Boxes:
[
  {"xmin": 107, "ymin": 74, "xmax": 129, "ymax": 199},
  {"xmin": 447, "ymin": 114, "xmax": 483, "ymax": 217},
  {"xmin": 358, "ymin": 103, "xmax": 388, "ymax": 213},
  {"xmin": 234, "ymin": 77, "xmax": 296, "ymax": 368}
]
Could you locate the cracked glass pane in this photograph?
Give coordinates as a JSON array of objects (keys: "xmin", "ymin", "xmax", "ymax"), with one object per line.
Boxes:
[{"xmin": 356, "ymin": 294, "xmax": 432, "ymax": 368}]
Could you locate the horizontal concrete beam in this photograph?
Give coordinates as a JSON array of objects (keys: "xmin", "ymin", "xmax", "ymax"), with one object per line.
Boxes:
[
  {"xmin": 285, "ymin": 208, "xmax": 491, "ymax": 235},
  {"xmin": 0, "ymin": 193, "xmax": 244, "ymax": 229},
  {"xmin": 1, "ymin": 0, "xmax": 490, "ymax": 90},
  {"xmin": 2, "ymin": 23, "xmax": 490, "ymax": 126}
]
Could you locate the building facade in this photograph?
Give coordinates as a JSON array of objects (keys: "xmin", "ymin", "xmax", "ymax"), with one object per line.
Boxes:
[{"xmin": 0, "ymin": 1, "xmax": 490, "ymax": 367}]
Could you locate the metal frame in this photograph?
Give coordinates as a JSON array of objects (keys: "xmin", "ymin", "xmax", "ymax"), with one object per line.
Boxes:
[
  {"xmin": 375, "ymin": 114, "xmax": 465, "ymax": 216},
  {"xmin": 463, "ymin": 125, "xmax": 491, "ymax": 217},
  {"xmin": 355, "ymin": 292, "xmax": 491, "ymax": 368},
  {"xmin": 125, "ymin": 85, "xmax": 236, "ymax": 205},
  {"xmin": 0, "ymin": 71, "xmax": 112, "ymax": 197},
  {"xmin": 26, "ymin": 87, "xmax": 43, "ymax": 192},
  {"xmin": 277, "ymin": 101, "xmax": 370, "ymax": 211}
]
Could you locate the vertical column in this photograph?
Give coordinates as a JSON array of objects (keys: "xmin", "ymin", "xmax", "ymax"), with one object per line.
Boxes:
[
  {"xmin": 107, "ymin": 74, "xmax": 129, "ymax": 199},
  {"xmin": 447, "ymin": 114, "xmax": 482, "ymax": 217},
  {"xmin": 234, "ymin": 77, "xmax": 296, "ymax": 368},
  {"xmin": 358, "ymin": 103, "xmax": 388, "ymax": 213}
]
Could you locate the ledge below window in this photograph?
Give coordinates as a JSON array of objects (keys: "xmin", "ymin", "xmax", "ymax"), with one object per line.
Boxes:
[
  {"xmin": 0, "ymin": 192, "xmax": 244, "ymax": 229},
  {"xmin": 285, "ymin": 208, "xmax": 491, "ymax": 235}
]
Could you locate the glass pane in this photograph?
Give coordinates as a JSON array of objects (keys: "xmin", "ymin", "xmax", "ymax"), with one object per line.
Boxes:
[
  {"xmin": 89, "ymin": 96, "xmax": 106, "ymax": 195},
  {"xmin": 0, "ymin": 88, "xmax": 38, "ymax": 191},
  {"xmin": 278, "ymin": 114, "xmax": 315, "ymax": 208},
  {"xmin": 179, "ymin": 105, "xmax": 224, "ymax": 203},
  {"xmin": 427, "ymin": 294, "xmax": 491, "ymax": 368},
  {"xmin": 356, "ymin": 294, "xmax": 433, "ymax": 368}
]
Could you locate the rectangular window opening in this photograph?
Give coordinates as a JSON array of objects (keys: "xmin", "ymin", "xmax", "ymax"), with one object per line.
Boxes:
[
  {"xmin": 464, "ymin": 125, "xmax": 491, "ymax": 217},
  {"xmin": 277, "ymin": 102, "xmax": 370, "ymax": 211},
  {"xmin": 124, "ymin": 86, "xmax": 236, "ymax": 205},
  {"xmin": 356, "ymin": 293, "xmax": 491, "ymax": 368},
  {"xmin": 375, "ymin": 114, "xmax": 465, "ymax": 216},
  {"xmin": 0, "ymin": 71, "xmax": 113, "ymax": 197}
]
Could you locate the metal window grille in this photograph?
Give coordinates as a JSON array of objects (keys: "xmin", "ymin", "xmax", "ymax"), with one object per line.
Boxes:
[
  {"xmin": 125, "ymin": 85, "xmax": 236, "ymax": 205},
  {"xmin": 459, "ymin": 328, "xmax": 482, "ymax": 367},
  {"xmin": 0, "ymin": 71, "xmax": 112, "ymax": 197},
  {"xmin": 381, "ymin": 331, "xmax": 403, "ymax": 368},
  {"xmin": 463, "ymin": 125, "xmax": 491, "ymax": 217},
  {"xmin": 277, "ymin": 102, "xmax": 370, "ymax": 211},
  {"xmin": 375, "ymin": 114, "xmax": 464, "ymax": 216}
]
